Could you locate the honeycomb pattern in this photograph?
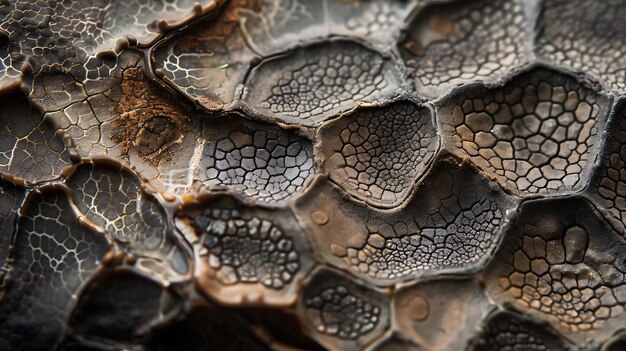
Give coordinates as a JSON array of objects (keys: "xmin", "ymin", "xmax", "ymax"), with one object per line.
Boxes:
[
  {"xmin": 0, "ymin": 1, "xmax": 625, "ymax": 351},
  {"xmin": 295, "ymin": 156, "xmax": 518, "ymax": 285},
  {"xmin": 587, "ymin": 100, "xmax": 626, "ymax": 234},
  {"xmin": 0, "ymin": 185, "xmax": 110, "ymax": 350},
  {"xmin": 318, "ymin": 100, "xmax": 438, "ymax": 208},
  {"xmin": 305, "ymin": 285, "xmax": 379, "ymax": 339},
  {"xmin": 469, "ymin": 310, "xmax": 571, "ymax": 351},
  {"xmin": 65, "ymin": 160, "xmax": 191, "ymax": 281},
  {"xmin": 0, "ymin": 92, "xmax": 73, "ymax": 184},
  {"xmin": 486, "ymin": 198, "xmax": 626, "ymax": 342},
  {"xmin": 298, "ymin": 268, "xmax": 390, "ymax": 350},
  {"xmin": 175, "ymin": 193, "xmax": 313, "ymax": 306},
  {"xmin": 243, "ymin": 39, "xmax": 404, "ymax": 125},
  {"xmin": 181, "ymin": 204, "xmax": 300, "ymax": 288},
  {"xmin": 399, "ymin": 0, "xmax": 531, "ymax": 97},
  {"xmin": 197, "ymin": 115, "xmax": 314, "ymax": 203},
  {"xmin": 536, "ymin": 0, "xmax": 626, "ymax": 95},
  {"xmin": 438, "ymin": 67, "xmax": 610, "ymax": 196}
]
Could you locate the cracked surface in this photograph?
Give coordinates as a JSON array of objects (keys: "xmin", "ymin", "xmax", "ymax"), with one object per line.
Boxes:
[
  {"xmin": 0, "ymin": 178, "xmax": 24, "ymax": 270},
  {"xmin": 319, "ymin": 100, "xmax": 438, "ymax": 208},
  {"xmin": 305, "ymin": 285, "xmax": 379, "ymax": 339},
  {"xmin": 0, "ymin": 1, "xmax": 624, "ymax": 350},
  {"xmin": 176, "ymin": 194, "xmax": 312, "ymax": 306},
  {"xmin": 536, "ymin": 0, "xmax": 626, "ymax": 95},
  {"xmin": 298, "ymin": 268, "xmax": 389, "ymax": 350},
  {"xmin": 243, "ymin": 39, "xmax": 404, "ymax": 125},
  {"xmin": 0, "ymin": 0, "xmax": 216, "ymax": 82},
  {"xmin": 154, "ymin": 0, "xmax": 415, "ymax": 110},
  {"xmin": 153, "ymin": 0, "xmax": 259, "ymax": 109},
  {"xmin": 587, "ymin": 101, "xmax": 626, "ymax": 235},
  {"xmin": 0, "ymin": 92, "xmax": 72, "ymax": 183},
  {"xmin": 0, "ymin": 185, "xmax": 110, "ymax": 351},
  {"xmin": 185, "ymin": 207, "xmax": 299, "ymax": 288},
  {"xmin": 198, "ymin": 115, "xmax": 314, "ymax": 203},
  {"xmin": 399, "ymin": 0, "xmax": 531, "ymax": 98},
  {"xmin": 295, "ymin": 157, "xmax": 517, "ymax": 285},
  {"xmin": 470, "ymin": 310, "xmax": 571, "ymax": 351},
  {"xmin": 66, "ymin": 161, "xmax": 191, "ymax": 281},
  {"xmin": 439, "ymin": 67, "xmax": 610, "ymax": 197},
  {"xmin": 486, "ymin": 198, "xmax": 626, "ymax": 340},
  {"xmin": 238, "ymin": 0, "xmax": 415, "ymax": 54}
]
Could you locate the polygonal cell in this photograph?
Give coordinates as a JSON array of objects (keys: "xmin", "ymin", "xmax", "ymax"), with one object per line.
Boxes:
[
  {"xmin": 69, "ymin": 269, "xmax": 182, "ymax": 342},
  {"xmin": 37, "ymin": 51, "xmax": 311, "ymax": 200},
  {"xmin": 175, "ymin": 193, "xmax": 313, "ymax": 306},
  {"xmin": 295, "ymin": 156, "xmax": 517, "ymax": 286},
  {"xmin": 394, "ymin": 279, "xmax": 491, "ymax": 351},
  {"xmin": 469, "ymin": 310, "xmax": 572, "ymax": 351},
  {"xmin": 438, "ymin": 67, "xmax": 611, "ymax": 197},
  {"xmin": 153, "ymin": 0, "xmax": 258, "ymax": 109},
  {"xmin": 0, "ymin": 0, "xmax": 216, "ymax": 77},
  {"xmin": 197, "ymin": 115, "xmax": 315, "ymax": 203},
  {"xmin": 108, "ymin": 61, "xmax": 210, "ymax": 194},
  {"xmin": 485, "ymin": 197, "xmax": 626, "ymax": 344},
  {"xmin": 33, "ymin": 52, "xmax": 133, "ymax": 155},
  {"xmin": 238, "ymin": 0, "xmax": 416, "ymax": 54},
  {"xmin": 0, "ymin": 185, "xmax": 110, "ymax": 351},
  {"xmin": 0, "ymin": 92, "xmax": 73, "ymax": 184},
  {"xmin": 154, "ymin": 0, "xmax": 415, "ymax": 110},
  {"xmin": 587, "ymin": 100, "xmax": 626, "ymax": 235},
  {"xmin": 536, "ymin": 0, "xmax": 626, "ymax": 94},
  {"xmin": 318, "ymin": 100, "xmax": 438, "ymax": 208},
  {"xmin": 66, "ymin": 160, "xmax": 191, "ymax": 281},
  {"xmin": 0, "ymin": 178, "xmax": 24, "ymax": 271},
  {"xmin": 147, "ymin": 305, "xmax": 271, "ymax": 351},
  {"xmin": 38, "ymin": 51, "xmax": 207, "ymax": 196},
  {"xmin": 64, "ymin": 0, "xmax": 218, "ymax": 49},
  {"xmin": 297, "ymin": 268, "xmax": 390, "ymax": 350},
  {"xmin": 399, "ymin": 0, "xmax": 531, "ymax": 98},
  {"xmin": 326, "ymin": 0, "xmax": 416, "ymax": 47},
  {"xmin": 0, "ymin": 32, "xmax": 21, "ymax": 91},
  {"xmin": 242, "ymin": 39, "xmax": 405, "ymax": 126}
]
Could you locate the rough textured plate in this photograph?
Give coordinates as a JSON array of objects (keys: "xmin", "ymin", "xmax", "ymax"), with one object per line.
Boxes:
[{"xmin": 0, "ymin": 0, "xmax": 625, "ymax": 350}]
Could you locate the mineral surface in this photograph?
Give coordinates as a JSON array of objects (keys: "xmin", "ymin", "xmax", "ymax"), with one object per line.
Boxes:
[{"xmin": 0, "ymin": 0, "xmax": 625, "ymax": 350}]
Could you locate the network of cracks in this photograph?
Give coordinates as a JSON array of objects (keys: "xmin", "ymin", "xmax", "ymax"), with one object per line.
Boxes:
[{"xmin": 1, "ymin": 0, "xmax": 626, "ymax": 350}]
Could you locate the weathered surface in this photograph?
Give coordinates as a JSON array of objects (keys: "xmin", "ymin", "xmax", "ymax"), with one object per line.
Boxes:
[{"xmin": 0, "ymin": 1, "xmax": 623, "ymax": 350}]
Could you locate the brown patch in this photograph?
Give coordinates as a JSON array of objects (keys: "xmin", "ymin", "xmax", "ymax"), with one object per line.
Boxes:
[
  {"xmin": 311, "ymin": 211, "xmax": 329, "ymax": 225},
  {"xmin": 197, "ymin": 97, "xmax": 224, "ymax": 111},
  {"xmin": 406, "ymin": 295, "xmax": 429, "ymax": 321},
  {"xmin": 112, "ymin": 67, "xmax": 190, "ymax": 165},
  {"xmin": 404, "ymin": 41, "xmax": 424, "ymax": 56},
  {"xmin": 432, "ymin": 17, "xmax": 456, "ymax": 35}
]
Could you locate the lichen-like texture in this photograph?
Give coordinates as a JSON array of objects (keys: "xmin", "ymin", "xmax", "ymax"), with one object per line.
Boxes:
[{"xmin": 0, "ymin": 1, "xmax": 625, "ymax": 350}]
